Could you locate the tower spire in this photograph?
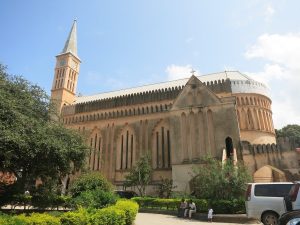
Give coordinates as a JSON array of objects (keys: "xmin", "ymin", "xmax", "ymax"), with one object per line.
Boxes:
[
  {"xmin": 62, "ymin": 20, "xmax": 78, "ymax": 57},
  {"xmin": 51, "ymin": 20, "xmax": 81, "ymax": 115}
]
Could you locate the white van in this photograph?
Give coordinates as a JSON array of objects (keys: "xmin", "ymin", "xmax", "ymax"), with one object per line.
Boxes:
[{"xmin": 245, "ymin": 182, "xmax": 293, "ymax": 225}]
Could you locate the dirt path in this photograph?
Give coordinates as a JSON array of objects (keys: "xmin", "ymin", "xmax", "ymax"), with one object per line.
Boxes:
[{"xmin": 134, "ymin": 213, "xmax": 262, "ymax": 225}]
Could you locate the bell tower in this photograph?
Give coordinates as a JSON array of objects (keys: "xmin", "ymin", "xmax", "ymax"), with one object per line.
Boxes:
[{"xmin": 51, "ymin": 20, "xmax": 81, "ymax": 114}]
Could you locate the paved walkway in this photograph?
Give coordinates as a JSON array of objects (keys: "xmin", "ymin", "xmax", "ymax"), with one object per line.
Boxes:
[{"xmin": 134, "ymin": 213, "xmax": 262, "ymax": 225}]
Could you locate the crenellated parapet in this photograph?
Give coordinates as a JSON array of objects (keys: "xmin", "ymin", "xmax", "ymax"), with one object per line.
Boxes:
[
  {"xmin": 241, "ymin": 141, "xmax": 280, "ymax": 155},
  {"xmin": 277, "ymin": 137, "xmax": 298, "ymax": 151},
  {"xmin": 74, "ymin": 87, "xmax": 182, "ymax": 114},
  {"xmin": 61, "ymin": 78, "xmax": 232, "ymax": 115},
  {"xmin": 204, "ymin": 78, "xmax": 232, "ymax": 93}
]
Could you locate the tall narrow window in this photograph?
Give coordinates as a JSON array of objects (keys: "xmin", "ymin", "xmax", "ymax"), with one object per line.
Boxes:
[
  {"xmin": 156, "ymin": 132, "xmax": 159, "ymax": 167},
  {"xmin": 120, "ymin": 135, "xmax": 124, "ymax": 169},
  {"xmin": 167, "ymin": 130, "xmax": 171, "ymax": 167},
  {"xmin": 131, "ymin": 135, "xmax": 133, "ymax": 166},
  {"xmin": 153, "ymin": 122, "xmax": 171, "ymax": 169},
  {"xmin": 97, "ymin": 137, "xmax": 102, "ymax": 170},
  {"xmin": 117, "ymin": 127, "xmax": 136, "ymax": 170},
  {"xmin": 161, "ymin": 127, "xmax": 165, "ymax": 168},
  {"xmin": 93, "ymin": 134, "xmax": 97, "ymax": 170},
  {"xmin": 89, "ymin": 138, "xmax": 93, "ymax": 168},
  {"xmin": 225, "ymin": 137, "xmax": 234, "ymax": 159},
  {"xmin": 207, "ymin": 109, "xmax": 215, "ymax": 155},
  {"xmin": 126, "ymin": 131, "xmax": 129, "ymax": 169}
]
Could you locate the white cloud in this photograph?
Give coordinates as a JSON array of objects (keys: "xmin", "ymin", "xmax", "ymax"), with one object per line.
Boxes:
[
  {"xmin": 264, "ymin": 4, "xmax": 275, "ymax": 22},
  {"xmin": 245, "ymin": 33, "xmax": 300, "ymax": 70},
  {"xmin": 245, "ymin": 33, "xmax": 300, "ymax": 128},
  {"xmin": 165, "ymin": 64, "xmax": 200, "ymax": 81},
  {"xmin": 245, "ymin": 63, "xmax": 286, "ymax": 85}
]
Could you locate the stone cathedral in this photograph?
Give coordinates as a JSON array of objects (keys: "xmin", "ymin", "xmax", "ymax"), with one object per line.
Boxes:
[{"xmin": 50, "ymin": 21, "xmax": 299, "ymax": 193}]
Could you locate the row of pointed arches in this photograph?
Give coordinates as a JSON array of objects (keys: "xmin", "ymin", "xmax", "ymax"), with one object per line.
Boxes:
[
  {"xmin": 236, "ymin": 95, "xmax": 271, "ymax": 109},
  {"xmin": 62, "ymin": 103, "xmax": 173, "ymax": 125},
  {"xmin": 180, "ymin": 109, "xmax": 215, "ymax": 161},
  {"xmin": 87, "ymin": 121, "xmax": 172, "ymax": 172},
  {"xmin": 237, "ymin": 107, "xmax": 274, "ymax": 132}
]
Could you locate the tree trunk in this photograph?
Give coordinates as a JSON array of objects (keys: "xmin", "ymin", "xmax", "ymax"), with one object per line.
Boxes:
[{"xmin": 61, "ymin": 175, "xmax": 69, "ymax": 195}]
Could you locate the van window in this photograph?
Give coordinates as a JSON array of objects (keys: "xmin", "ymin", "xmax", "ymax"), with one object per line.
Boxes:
[{"xmin": 254, "ymin": 184, "xmax": 292, "ymax": 197}]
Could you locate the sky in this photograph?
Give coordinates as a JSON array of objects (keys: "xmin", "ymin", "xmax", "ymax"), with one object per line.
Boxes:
[{"xmin": 0, "ymin": 0, "xmax": 300, "ymax": 129}]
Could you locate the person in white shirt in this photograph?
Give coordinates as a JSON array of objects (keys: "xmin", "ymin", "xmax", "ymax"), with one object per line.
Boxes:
[
  {"xmin": 184, "ymin": 200, "xmax": 196, "ymax": 219},
  {"xmin": 208, "ymin": 207, "xmax": 213, "ymax": 222}
]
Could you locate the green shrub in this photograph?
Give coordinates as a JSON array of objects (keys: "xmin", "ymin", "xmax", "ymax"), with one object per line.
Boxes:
[
  {"xmin": 60, "ymin": 207, "xmax": 90, "ymax": 225},
  {"xmin": 0, "ymin": 213, "xmax": 24, "ymax": 225},
  {"xmin": 132, "ymin": 197, "xmax": 244, "ymax": 214},
  {"xmin": 31, "ymin": 193, "xmax": 59, "ymax": 209},
  {"xmin": 131, "ymin": 197, "xmax": 155, "ymax": 208},
  {"xmin": 71, "ymin": 189, "xmax": 117, "ymax": 209},
  {"xmin": 193, "ymin": 199, "xmax": 208, "ymax": 212},
  {"xmin": 47, "ymin": 211, "xmax": 63, "ymax": 218},
  {"xmin": 89, "ymin": 206, "xmax": 126, "ymax": 225},
  {"xmin": 115, "ymin": 200, "xmax": 139, "ymax": 225},
  {"xmin": 16, "ymin": 213, "xmax": 60, "ymax": 225},
  {"xmin": 70, "ymin": 172, "xmax": 113, "ymax": 198},
  {"xmin": 209, "ymin": 199, "xmax": 245, "ymax": 214},
  {"xmin": 153, "ymin": 199, "xmax": 179, "ymax": 210}
]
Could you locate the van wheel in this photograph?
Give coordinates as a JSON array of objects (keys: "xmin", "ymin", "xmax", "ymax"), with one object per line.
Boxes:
[{"xmin": 262, "ymin": 212, "xmax": 278, "ymax": 225}]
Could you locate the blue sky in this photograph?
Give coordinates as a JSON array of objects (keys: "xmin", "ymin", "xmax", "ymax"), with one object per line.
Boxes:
[{"xmin": 1, "ymin": 0, "xmax": 300, "ymax": 128}]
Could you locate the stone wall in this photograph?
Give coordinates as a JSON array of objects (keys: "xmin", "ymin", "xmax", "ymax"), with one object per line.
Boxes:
[{"xmin": 241, "ymin": 139, "xmax": 300, "ymax": 182}]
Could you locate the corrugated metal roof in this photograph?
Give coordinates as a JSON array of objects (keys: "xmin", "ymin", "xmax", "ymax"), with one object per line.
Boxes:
[{"xmin": 75, "ymin": 71, "xmax": 256, "ymax": 104}]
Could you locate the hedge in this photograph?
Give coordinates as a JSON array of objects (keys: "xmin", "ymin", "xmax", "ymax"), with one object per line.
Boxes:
[
  {"xmin": 115, "ymin": 200, "xmax": 139, "ymax": 225},
  {"xmin": 0, "ymin": 213, "xmax": 60, "ymax": 225},
  {"xmin": 90, "ymin": 207, "xmax": 126, "ymax": 225},
  {"xmin": 0, "ymin": 199, "xmax": 139, "ymax": 225},
  {"xmin": 3, "ymin": 194, "xmax": 72, "ymax": 210},
  {"xmin": 60, "ymin": 207, "xmax": 90, "ymax": 225},
  {"xmin": 132, "ymin": 197, "xmax": 245, "ymax": 214},
  {"xmin": 210, "ymin": 199, "xmax": 245, "ymax": 214}
]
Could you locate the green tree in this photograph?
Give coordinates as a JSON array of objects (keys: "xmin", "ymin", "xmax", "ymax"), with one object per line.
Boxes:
[
  {"xmin": 0, "ymin": 64, "xmax": 89, "ymax": 198},
  {"xmin": 276, "ymin": 124, "xmax": 300, "ymax": 147},
  {"xmin": 156, "ymin": 177, "xmax": 176, "ymax": 198},
  {"xmin": 191, "ymin": 157, "xmax": 252, "ymax": 200},
  {"xmin": 70, "ymin": 172, "xmax": 113, "ymax": 197},
  {"xmin": 69, "ymin": 172, "xmax": 117, "ymax": 209},
  {"xmin": 124, "ymin": 154, "xmax": 152, "ymax": 196}
]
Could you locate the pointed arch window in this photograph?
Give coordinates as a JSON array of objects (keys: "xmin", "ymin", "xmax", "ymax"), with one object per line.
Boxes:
[
  {"xmin": 225, "ymin": 137, "xmax": 234, "ymax": 159},
  {"xmin": 89, "ymin": 130, "xmax": 103, "ymax": 171},
  {"xmin": 117, "ymin": 126, "xmax": 136, "ymax": 170},
  {"xmin": 152, "ymin": 121, "xmax": 171, "ymax": 169}
]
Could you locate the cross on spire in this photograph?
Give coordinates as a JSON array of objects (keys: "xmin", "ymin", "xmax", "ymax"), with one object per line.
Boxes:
[{"xmin": 190, "ymin": 68, "xmax": 196, "ymax": 76}]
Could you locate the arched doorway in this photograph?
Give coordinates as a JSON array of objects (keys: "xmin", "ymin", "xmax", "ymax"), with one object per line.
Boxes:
[
  {"xmin": 225, "ymin": 137, "xmax": 233, "ymax": 159},
  {"xmin": 253, "ymin": 165, "xmax": 286, "ymax": 182}
]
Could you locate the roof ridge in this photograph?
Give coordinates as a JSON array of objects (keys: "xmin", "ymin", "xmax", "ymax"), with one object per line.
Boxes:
[
  {"xmin": 77, "ymin": 71, "xmax": 240, "ymax": 99},
  {"xmin": 77, "ymin": 77, "xmax": 189, "ymax": 99}
]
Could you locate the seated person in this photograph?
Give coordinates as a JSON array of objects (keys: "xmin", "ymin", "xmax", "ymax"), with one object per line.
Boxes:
[
  {"xmin": 184, "ymin": 200, "xmax": 196, "ymax": 219},
  {"xmin": 177, "ymin": 198, "xmax": 187, "ymax": 217}
]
